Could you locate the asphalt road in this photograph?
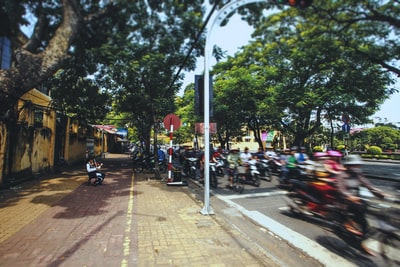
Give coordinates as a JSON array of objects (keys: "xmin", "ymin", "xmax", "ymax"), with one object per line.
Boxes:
[{"xmin": 193, "ymin": 161, "xmax": 400, "ymax": 267}]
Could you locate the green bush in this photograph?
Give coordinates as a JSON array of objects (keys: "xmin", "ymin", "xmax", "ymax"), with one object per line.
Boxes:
[
  {"xmin": 367, "ymin": 146, "xmax": 382, "ymax": 155},
  {"xmin": 336, "ymin": 144, "xmax": 345, "ymax": 151},
  {"xmin": 361, "ymin": 154, "xmax": 373, "ymax": 159},
  {"xmin": 313, "ymin": 146, "xmax": 323, "ymax": 152}
]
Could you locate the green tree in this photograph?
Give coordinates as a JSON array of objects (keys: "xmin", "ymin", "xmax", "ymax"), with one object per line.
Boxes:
[
  {"xmin": 102, "ymin": 1, "xmax": 205, "ymax": 152},
  {"xmin": 313, "ymin": 0, "xmax": 400, "ymax": 77},
  {"xmin": 353, "ymin": 126, "xmax": 400, "ymax": 151},
  {"xmin": 212, "ymin": 4, "xmax": 395, "ymax": 147},
  {"xmin": 0, "ymin": 0, "xmax": 118, "ymax": 118}
]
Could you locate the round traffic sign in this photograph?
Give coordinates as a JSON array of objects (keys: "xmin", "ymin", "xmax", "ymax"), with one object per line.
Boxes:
[{"xmin": 163, "ymin": 114, "xmax": 181, "ymax": 131}]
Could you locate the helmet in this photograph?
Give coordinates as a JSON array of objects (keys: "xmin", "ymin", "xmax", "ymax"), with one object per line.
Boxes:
[
  {"xmin": 343, "ymin": 155, "xmax": 364, "ymax": 165},
  {"xmin": 313, "ymin": 152, "xmax": 328, "ymax": 158},
  {"xmin": 327, "ymin": 150, "xmax": 342, "ymax": 157},
  {"xmin": 290, "ymin": 146, "xmax": 298, "ymax": 151}
]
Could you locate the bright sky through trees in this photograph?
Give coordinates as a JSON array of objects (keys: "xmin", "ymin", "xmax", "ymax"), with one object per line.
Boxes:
[{"xmin": 182, "ymin": 12, "xmax": 400, "ymax": 126}]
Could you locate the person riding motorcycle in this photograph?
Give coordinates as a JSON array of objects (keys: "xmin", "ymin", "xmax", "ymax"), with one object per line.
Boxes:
[
  {"xmin": 336, "ymin": 154, "xmax": 385, "ymax": 255},
  {"xmin": 324, "ymin": 150, "xmax": 346, "ymax": 177},
  {"xmin": 226, "ymin": 148, "xmax": 243, "ymax": 192}
]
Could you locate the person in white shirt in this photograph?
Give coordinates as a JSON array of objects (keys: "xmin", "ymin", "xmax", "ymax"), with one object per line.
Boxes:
[
  {"xmin": 240, "ymin": 147, "xmax": 253, "ymax": 165},
  {"xmin": 86, "ymin": 158, "xmax": 105, "ymax": 185}
]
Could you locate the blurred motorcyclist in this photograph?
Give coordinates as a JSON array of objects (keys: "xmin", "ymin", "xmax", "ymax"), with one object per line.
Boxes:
[{"xmin": 336, "ymin": 154, "xmax": 385, "ymax": 255}]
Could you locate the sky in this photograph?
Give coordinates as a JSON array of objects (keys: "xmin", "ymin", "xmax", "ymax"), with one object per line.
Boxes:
[{"xmin": 182, "ymin": 12, "xmax": 400, "ymax": 126}]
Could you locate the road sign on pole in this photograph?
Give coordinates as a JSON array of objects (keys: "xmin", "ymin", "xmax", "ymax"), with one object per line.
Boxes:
[{"xmin": 163, "ymin": 114, "xmax": 184, "ymax": 185}]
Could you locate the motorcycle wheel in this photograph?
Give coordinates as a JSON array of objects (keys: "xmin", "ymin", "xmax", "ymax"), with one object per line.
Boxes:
[
  {"xmin": 159, "ymin": 163, "xmax": 167, "ymax": 173},
  {"xmin": 133, "ymin": 161, "xmax": 144, "ymax": 173},
  {"xmin": 189, "ymin": 168, "xmax": 196, "ymax": 179},
  {"xmin": 216, "ymin": 168, "xmax": 224, "ymax": 177},
  {"xmin": 210, "ymin": 172, "xmax": 218, "ymax": 188},
  {"xmin": 253, "ymin": 174, "xmax": 260, "ymax": 187}
]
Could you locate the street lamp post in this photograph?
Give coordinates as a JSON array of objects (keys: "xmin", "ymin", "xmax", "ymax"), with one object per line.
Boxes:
[{"xmin": 201, "ymin": 0, "xmax": 269, "ymax": 215}]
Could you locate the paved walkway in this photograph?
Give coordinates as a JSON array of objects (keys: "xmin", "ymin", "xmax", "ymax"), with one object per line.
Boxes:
[{"xmin": 0, "ymin": 154, "xmax": 279, "ymax": 267}]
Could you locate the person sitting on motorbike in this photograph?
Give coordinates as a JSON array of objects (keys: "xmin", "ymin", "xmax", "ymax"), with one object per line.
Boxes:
[
  {"xmin": 324, "ymin": 150, "xmax": 345, "ymax": 177},
  {"xmin": 226, "ymin": 148, "xmax": 243, "ymax": 192},
  {"xmin": 279, "ymin": 149, "xmax": 289, "ymax": 181},
  {"xmin": 198, "ymin": 146, "xmax": 218, "ymax": 183},
  {"xmin": 240, "ymin": 147, "xmax": 253, "ymax": 164},
  {"xmin": 336, "ymin": 154, "xmax": 385, "ymax": 255},
  {"xmin": 255, "ymin": 147, "xmax": 266, "ymax": 160},
  {"xmin": 86, "ymin": 157, "xmax": 105, "ymax": 185},
  {"xmin": 265, "ymin": 148, "xmax": 277, "ymax": 159},
  {"xmin": 295, "ymin": 146, "xmax": 309, "ymax": 164},
  {"xmin": 285, "ymin": 147, "xmax": 300, "ymax": 181}
]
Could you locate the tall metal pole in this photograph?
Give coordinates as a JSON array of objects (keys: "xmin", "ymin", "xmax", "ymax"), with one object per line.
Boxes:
[{"xmin": 201, "ymin": 0, "xmax": 268, "ymax": 215}]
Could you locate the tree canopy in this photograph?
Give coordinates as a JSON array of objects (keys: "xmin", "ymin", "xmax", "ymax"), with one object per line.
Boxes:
[{"xmin": 207, "ymin": 0, "xmax": 398, "ymax": 147}]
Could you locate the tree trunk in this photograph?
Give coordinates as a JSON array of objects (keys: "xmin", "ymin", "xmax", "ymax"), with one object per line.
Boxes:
[{"xmin": 0, "ymin": 0, "xmax": 80, "ymax": 117}]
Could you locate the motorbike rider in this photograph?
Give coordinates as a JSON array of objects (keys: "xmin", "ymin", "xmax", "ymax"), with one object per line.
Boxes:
[
  {"xmin": 280, "ymin": 147, "xmax": 299, "ymax": 184},
  {"xmin": 336, "ymin": 154, "xmax": 385, "ymax": 255},
  {"xmin": 198, "ymin": 145, "xmax": 218, "ymax": 183},
  {"xmin": 240, "ymin": 147, "xmax": 253, "ymax": 164},
  {"xmin": 255, "ymin": 147, "xmax": 266, "ymax": 160},
  {"xmin": 226, "ymin": 148, "xmax": 243, "ymax": 192},
  {"xmin": 86, "ymin": 157, "xmax": 105, "ymax": 185},
  {"xmin": 295, "ymin": 147, "xmax": 309, "ymax": 164},
  {"xmin": 324, "ymin": 150, "xmax": 345, "ymax": 177}
]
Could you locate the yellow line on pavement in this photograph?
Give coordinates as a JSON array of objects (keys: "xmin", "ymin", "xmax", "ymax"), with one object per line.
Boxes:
[{"xmin": 121, "ymin": 173, "xmax": 135, "ymax": 267}]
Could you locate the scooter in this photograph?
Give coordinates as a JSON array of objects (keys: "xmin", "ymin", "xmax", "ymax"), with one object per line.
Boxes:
[
  {"xmin": 185, "ymin": 157, "xmax": 198, "ymax": 179},
  {"xmin": 278, "ymin": 164, "xmax": 312, "ymax": 190},
  {"xmin": 268, "ymin": 156, "xmax": 282, "ymax": 176},
  {"xmin": 237, "ymin": 160, "xmax": 260, "ymax": 187},
  {"xmin": 256, "ymin": 159, "xmax": 272, "ymax": 182},
  {"xmin": 282, "ymin": 177, "xmax": 365, "ymax": 244},
  {"xmin": 215, "ymin": 156, "xmax": 226, "ymax": 177}
]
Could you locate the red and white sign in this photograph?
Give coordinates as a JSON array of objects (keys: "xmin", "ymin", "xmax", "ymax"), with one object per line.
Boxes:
[{"xmin": 163, "ymin": 114, "xmax": 181, "ymax": 131}]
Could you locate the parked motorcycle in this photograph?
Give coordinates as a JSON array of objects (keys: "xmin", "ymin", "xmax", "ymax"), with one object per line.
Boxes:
[
  {"xmin": 237, "ymin": 160, "xmax": 260, "ymax": 187},
  {"xmin": 157, "ymin": 159, "xmax": 168, "ymax": 173},
  {"xmin": 209, "ymin": 162, "xmax": 218, "ymax": 188},
  {"xmin": 133, "ymin": 153, "xmax": 155, "ymax": 173},
  {"xmin": 185, "ymin": 157, "xmax": 198, "ymax": 179}
]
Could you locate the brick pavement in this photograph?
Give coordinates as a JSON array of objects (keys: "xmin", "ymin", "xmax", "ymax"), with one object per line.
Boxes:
[{"xmin": 0, "ymin": 154, "xmax": 278, "ymax": 267}]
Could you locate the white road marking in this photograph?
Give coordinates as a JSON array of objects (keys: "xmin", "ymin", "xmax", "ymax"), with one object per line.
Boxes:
[{"xmin": 216, "ymin": 194, "xmax": 357, "ymax": 267}]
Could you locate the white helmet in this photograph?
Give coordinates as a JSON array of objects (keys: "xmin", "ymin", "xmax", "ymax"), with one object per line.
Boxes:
[{"xmin": 343, "ymin": 154, "xmax": 364, "ymax": 165}]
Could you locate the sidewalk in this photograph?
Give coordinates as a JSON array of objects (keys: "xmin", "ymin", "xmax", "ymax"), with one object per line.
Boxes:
[{"xmin": 0, "ymin": 154, "xmax": 280, "ymax": 266}]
